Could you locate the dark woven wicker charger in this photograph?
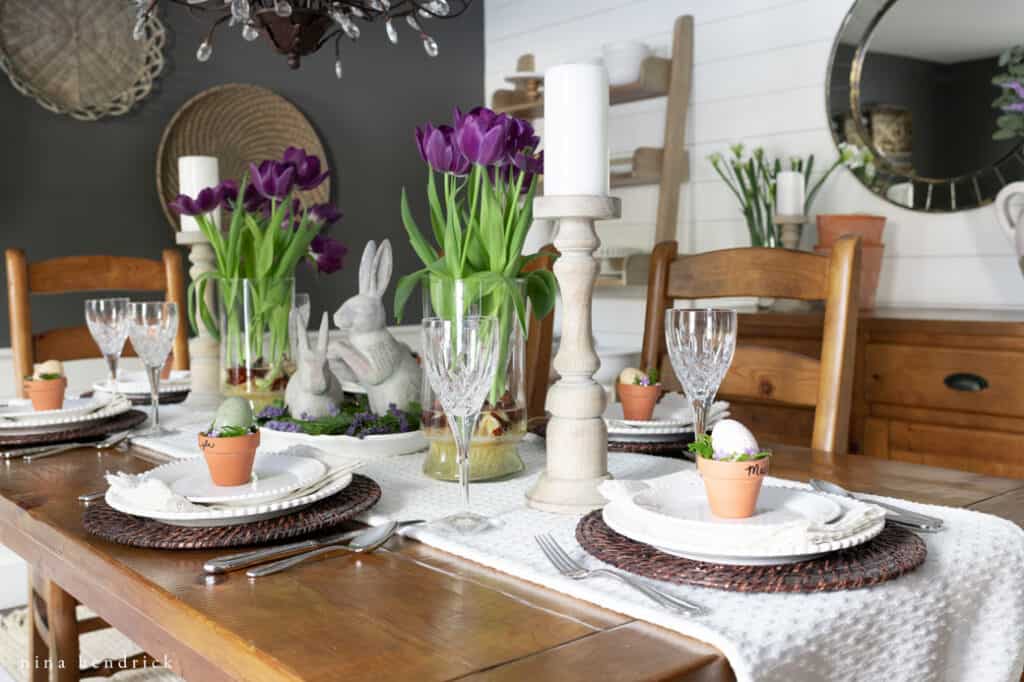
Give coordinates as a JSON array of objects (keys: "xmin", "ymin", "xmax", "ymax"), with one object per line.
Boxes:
[
  {"xmin": 576, "ymin": 511, "xmax": 927, "ymax": 593},
  {"xmin": 0, "ymin": 410, "xmax": 148, "ymax": 448},
  {"xmin": 83, "ymin": 474, "xmax": 380, "ymax": 550},
  {"xmin": 123, "ymin": 391, "xmax": 189, "ymax": 406},
  {"xmin": 528, "ymin": 419, "xmax": 696, "ymax": 458}
]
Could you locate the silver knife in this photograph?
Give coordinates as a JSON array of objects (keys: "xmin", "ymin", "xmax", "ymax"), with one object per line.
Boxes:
[{"xmin": 203, "ymin": 520, "xmax": 425, "ymax": 574}]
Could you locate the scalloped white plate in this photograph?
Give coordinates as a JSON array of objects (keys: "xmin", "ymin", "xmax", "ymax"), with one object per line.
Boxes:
[
  {"xmin": 0, "ymin": 395, "xmax": 131, "ymax": 431},
  {"xmin": 603, "ymin": 483, "xmax": 884, "ymax": 565},
  {"xmin": 0, "ymin": 396, "xmax": 108, "ymax": 422},
  {"xmin": 105, "ymin": 471, "xmax": 353, "ymax": 527},
  {"xmin": 148, "ymin": 453, "xmax": 327, "ymax": 505}
]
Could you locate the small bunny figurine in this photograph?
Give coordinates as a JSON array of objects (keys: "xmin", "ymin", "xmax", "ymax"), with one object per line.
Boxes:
[
  {"xmin": 330, "ymin": 239, "xmax": 422, "ymax": 415},
  {"xmin": 285, "ymin": 311, "xmax": 345, "ymax": 420}
]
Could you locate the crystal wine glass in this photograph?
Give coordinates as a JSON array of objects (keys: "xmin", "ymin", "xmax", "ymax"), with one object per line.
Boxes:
[
  {"xmin": 84, "ymin": 297, "xmax": 130, "ymax": 390},
  {"xmin": 128, "ymin": 302, "xmax": 179, "ymax": 436},
  {"xmin": 421, "ymin": 315, "xmax": 500, "ymax": 534},
  {"xmin": 665, "ymin": 309, "xmax": 738, "ymax": 438}
]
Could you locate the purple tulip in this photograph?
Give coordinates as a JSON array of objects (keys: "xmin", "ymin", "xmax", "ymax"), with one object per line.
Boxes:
[
  {"xmin": 282, "ymin": 147, "xmax": 330, "ymax": 191},
  {"xmin": 309, "ymin": 203, "xmax": 343, "ymax": 226},
  {"xmin": 237, "ymin": 183, "xmax": 269, "ymax": 214},
  {"xmin": 168, "ymin": 185, "xmax": 221, "ymax": 216},
  {"xmin": 507, "ymin": 117, "xmax": 540, "ymax": 155},
  {"xmin": 415, "ymin": 123, "xmax": 471, "ymax": 175},
  {"xmin": 454, "ymin": 107, "xmax": 512, "ymax": 166},
  {"xmin": 310, "ymin": 234, "xmax": 347, "ymax": 274},
  {"xmin": 281, "ymin": 198, "xmax": 305, "ymax": 230},
  {"xmin": 249, "ymin": 160, "xmax": 296, "ymax": 200}
]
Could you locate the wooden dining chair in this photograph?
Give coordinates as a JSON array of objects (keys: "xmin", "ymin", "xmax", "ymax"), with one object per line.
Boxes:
[
  {"xmin": 5, "ymin": 250, "xmax": 190, "ymax": 397},
  {"xmin": 640, "ymin": 235, "xmax": 861, "ymax": 455},
  {"xmin": 523, "ymin": 244, "xmax": 557, "ymax": 420},
  {"xmin": 4, "ymin": 249, "xmax": 188, "ymax": 681}
]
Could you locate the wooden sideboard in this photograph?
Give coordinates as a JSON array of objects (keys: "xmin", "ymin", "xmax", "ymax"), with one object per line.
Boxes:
[{"xmin": 726, "ymin": 308, "xmax": 1024, "ymax": 478}]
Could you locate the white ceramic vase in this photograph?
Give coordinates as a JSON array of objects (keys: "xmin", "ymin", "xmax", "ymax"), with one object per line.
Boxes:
[{"xmin": 994, "ymin": 182, "xmax": 1024, "ymax": 275}]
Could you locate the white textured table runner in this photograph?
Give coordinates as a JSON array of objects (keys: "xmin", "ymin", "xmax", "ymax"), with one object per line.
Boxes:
[{"xmin": 132, "ymin": 406, "xmax": 1024, "ymax": 682}]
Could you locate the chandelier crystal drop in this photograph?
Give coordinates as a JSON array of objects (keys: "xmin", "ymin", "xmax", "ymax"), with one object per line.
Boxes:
[{"xmin": 136, "ymin": 1, "xmax": 471, "ymax": 75}]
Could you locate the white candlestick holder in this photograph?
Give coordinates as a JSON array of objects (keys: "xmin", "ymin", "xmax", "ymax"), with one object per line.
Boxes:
[
  {"xmin": 526, "ymin": 194, "xmax": 621, "ymax": 514},
  {"xmin": 175, "ymin": 231, "xmax": 220, "ymax": 404}
]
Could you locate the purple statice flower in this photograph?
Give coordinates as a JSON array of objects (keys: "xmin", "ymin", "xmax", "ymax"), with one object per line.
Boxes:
[
  {"xmin": 249, "ymin": 160, "xmax": 295, "ymax": 200},
  {"xmin": 281, "ymin": 147, "xmax": 329, "ymax": 191},
  {"xmin": 415, "ymin": 123, "xmax": 471, "ymax": 175},
  {"xmin": 257, "ymin": 405, "xmax": 286, "ymax": 420},
  {"xmin": 328, "ymin": 403, "xmax": 341, "ymax": 417},
  {"xmin": 454, "ymin": 106, "xmax": 512, "ymax": 167},
  {"xmin": 266, "ymin": 420, "xmax": 301, "ymax": 433},
  {"xmin": 1004, "ymin": 102, "xmax": 1024, "ymax": 113},
  {"xmin": 310, "ymin": 234, "xmax": 347, "ymax": 274},
  {"xmin": 1000, "ymin": 80, "xmax": 1024, "ymax": 99},
  {"xmin": 299, "ymin": 411, "xmax": 314, "ymax": 421}
]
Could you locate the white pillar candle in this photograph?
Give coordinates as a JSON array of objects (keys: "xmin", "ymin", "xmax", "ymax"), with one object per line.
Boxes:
[
  {"xmin": 543, "ymin": 63, "xmax": 609, "ymax": 197},
  {"xmin": 178, "ymin": 156, "xmax": 221, "ymax": 232},
  {"xmin": 775, "ymin": 170, "xmax": 805, "ymax": 216}
]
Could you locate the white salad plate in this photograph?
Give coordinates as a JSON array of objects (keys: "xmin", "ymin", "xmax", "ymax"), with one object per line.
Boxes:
[
  {"xmin": 603, "ymin": 481, "xmax": 885, "ymax": 566},
  {"xmin": 0, "ymin": 395, "xmax": 131, "ymax": 431},
  {"xmin": 150, "ymin": 453, "xmax": 327, "ymax": 505},
  {"xmin": 259, "ymin": 427, "xmax": 427, "ymax": 458},
  {"xmin": 0, "ymin": 396, "xmax": 109, "ymax": 422},
  {"xmin": 604, "ymin": 398, "xmax": 730, "ymax": 436},
  {"xmin": 93, "ymin": 370, "xmax": 190, "ymax": 395},
  {"xmin": 105, "ymin": 469, "xmax": 353, "ymax": 527}
]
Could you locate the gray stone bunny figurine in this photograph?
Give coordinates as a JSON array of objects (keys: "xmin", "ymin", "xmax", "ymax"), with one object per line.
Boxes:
[
  {"xmin": 285, "ymin": 312, "xmax": 345, "ymax": 420},
  {"xmin": 330, "ymin": 239, "xmax": 422, "ymax": 415}
]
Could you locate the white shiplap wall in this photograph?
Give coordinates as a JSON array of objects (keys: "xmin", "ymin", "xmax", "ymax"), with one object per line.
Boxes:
[{"xmin": 485, "ymin": 0, "xmax": 1024, "ymax": 339}]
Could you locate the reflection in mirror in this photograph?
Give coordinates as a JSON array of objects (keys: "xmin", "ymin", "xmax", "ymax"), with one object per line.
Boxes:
[{"xmin": 828, "ymin": 0, "xmax": 1024, "ymax": 211}]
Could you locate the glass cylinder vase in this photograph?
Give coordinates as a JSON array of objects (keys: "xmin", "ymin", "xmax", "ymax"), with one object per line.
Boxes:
[
  {"xmin": 421, "ymin": 276, "xmax": 527, "ymax": 481},
  {"xmin": 219, "ymin": 277, "xmax": 295, "ymax": 411}
]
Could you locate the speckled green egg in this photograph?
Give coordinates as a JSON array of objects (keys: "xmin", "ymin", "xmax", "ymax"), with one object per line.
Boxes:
[{"xmin": 212, "ymin": 397, "xmax": 254, "ymax": 430}]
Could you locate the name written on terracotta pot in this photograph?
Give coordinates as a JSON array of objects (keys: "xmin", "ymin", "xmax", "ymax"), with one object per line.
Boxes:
[
  {"xmin": 745, "ymin": 462, "xmax": 769, "ymax": 477},
  {"xmin": 198, "ymin": 437, "xmax": 216, "ymax": 451}
]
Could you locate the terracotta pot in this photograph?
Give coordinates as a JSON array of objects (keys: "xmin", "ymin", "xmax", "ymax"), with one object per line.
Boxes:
[
  {"xmin": 617, "ymin": 383, "xmax": 661, "ymax": 421},
  {"xmin": 815, "ymin": 244, "xmax": 884, "ymax": 309},
  {"xmin": 198, "ymin": 431, "xmax": 259, "ymax": 486},
  {"xmin": 697, "ymin": 455, "xmax": 770, "ymax": 518},
  {"xmin": 816, "ymin": 214, "xmax": 886, "ymax": 247},
  {"xmin": 23, "ymin": 377, "xmax": 67, "ymax": 411}
]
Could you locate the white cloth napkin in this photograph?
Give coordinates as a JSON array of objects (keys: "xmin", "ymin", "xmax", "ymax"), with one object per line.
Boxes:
[
  {"xmin": 105, "ymin": 472, "xmax": 204, "ymax": 513},
  {"xmin": 599, "ymin": 470, "xmax": 886, "ymax": 553}
]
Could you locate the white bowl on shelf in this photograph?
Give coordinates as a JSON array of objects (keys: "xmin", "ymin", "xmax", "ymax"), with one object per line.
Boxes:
[{"xmin": 602, "ymin": 41, "xmax": 651, "ymax": 86}]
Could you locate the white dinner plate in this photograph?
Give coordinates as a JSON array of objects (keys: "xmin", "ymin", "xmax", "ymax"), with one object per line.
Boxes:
[
  {"xmin": 93, "ymin": 370, "xmax": 190, "ymax": 395},
  {"xmin": 0, "ymin": 396, "xmax": 108, "ymax": 422},
  {"xmin": 603, "ymin": 482, "xmax": 884, "ymax": 566},
  {"xmin": 0, "ymin": 395, "xmax": 131, "ymax": 431},
  {"xmin": 150, "ymin": 453, "xmax": 327, "ymax": 505},
  {"xmin": 105, "ymin": 470, "xmax": 353, "ymax": 527},
  {"xmin": 604, "ymin": 398, "xmax": 730, "ymax": 435}
]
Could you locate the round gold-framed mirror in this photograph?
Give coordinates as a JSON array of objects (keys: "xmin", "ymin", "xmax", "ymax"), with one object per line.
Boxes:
[{"xmin": 827, "ymin": 0, "xmax": 1024, "ymax": 212}]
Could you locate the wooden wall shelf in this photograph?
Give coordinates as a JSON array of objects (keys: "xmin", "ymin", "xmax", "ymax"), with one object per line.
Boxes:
[
  {"xmin": 609, "ymin": 147, "xmax": 689, "ymax": 188},
  {"xmin": 595, "ymin": 253, "xmax": 651, "ymax": 287}
]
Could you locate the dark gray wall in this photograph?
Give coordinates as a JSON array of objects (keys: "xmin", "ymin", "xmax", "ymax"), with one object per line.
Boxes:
[{"xmin": 0, "ymin": 4, "xmax": 483, "ymax": 347}]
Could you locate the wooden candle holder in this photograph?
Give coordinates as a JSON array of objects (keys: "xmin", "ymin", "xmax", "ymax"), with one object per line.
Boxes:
[
  {"xmin": 526, "ymin": 195, "xmax": 622, "ymax": 514},
  {"xmin": 175, "ymin": 231, "xmax": 220, "ymax": 402},
  {"xmin": 773, "ymin": 214, "xmax": 808, "ymax": 250}
]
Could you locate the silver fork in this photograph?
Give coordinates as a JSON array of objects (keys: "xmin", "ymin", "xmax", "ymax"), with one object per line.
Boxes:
[{"xmin": 534, "ymin": 534, "xmax": 706, "ymax": 616}]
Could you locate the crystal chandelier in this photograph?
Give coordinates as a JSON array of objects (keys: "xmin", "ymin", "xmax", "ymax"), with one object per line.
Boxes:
[{"xmin": 133, "ymin": 1, "xmax": 472, "ymax": 77}]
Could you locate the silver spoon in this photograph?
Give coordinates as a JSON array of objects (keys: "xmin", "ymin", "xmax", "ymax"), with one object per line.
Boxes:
[
  {"xmin": 809, "ymin": 479, "xmax": 943, "ymax": 530},
  {"xmin": 246, "ymin": 521, "xmax": 399, "ymax": 578}
]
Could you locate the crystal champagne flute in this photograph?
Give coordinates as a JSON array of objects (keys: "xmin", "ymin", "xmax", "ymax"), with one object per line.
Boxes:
[
  {"xmin": 665, "ymin": 309, "xmax": 738, "ymax": 437},
  {"xmin": 421, "ymin": 315, "xmax": 500, "ymax": 534},
  {"xmin": 128, "ymin": 302, "xmax": 179, "ymax": 436},
  {"xmin": 84, "ymin": 297, "xmax": 130, "ymax": 390}
]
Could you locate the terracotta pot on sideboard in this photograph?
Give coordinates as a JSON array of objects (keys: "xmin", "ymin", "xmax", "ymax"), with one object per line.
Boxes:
[
  {"xmin": 617, "ymin": 382, "xmax": 661, "ymax": 421},
  {"xmin": 23, "ymin": 377, "xmax": 67, "ymax": 411},
  {"xmin": 198, "ymin": 431, "xmax": 259, "ymax": 486},
  {"xmin": 815, "ymin": 244, "xmax": 884, "ymax": 309},
  {"xmin": 816, "ymin": 214, "xmax": 886, "ymax": 247},
  {"xmin": 697, "ymin": 455, "xmax": 770, "ymax": 518}
]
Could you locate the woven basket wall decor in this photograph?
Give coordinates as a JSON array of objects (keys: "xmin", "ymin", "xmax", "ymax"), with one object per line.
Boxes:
[
  {"xmin": 0, "ymin": 0, "xmax": 165, "ymax": 121},
  {"xmin": 156, "ymin": 83, "xmax": 331, "ymax": 233}
]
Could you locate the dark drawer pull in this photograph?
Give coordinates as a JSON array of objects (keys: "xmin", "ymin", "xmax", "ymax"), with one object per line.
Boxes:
[{"xmin": 944, "ymin": 373, "xmax": 989, "ymax": 392}]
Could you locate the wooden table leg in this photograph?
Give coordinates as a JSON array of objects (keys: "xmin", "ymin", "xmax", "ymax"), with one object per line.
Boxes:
[
  {"xmin": 43, "ymin": 580, "xmax": 79, "ymax": 682},
  {"xmin": 27, "ymin": 573, "xmax": 48, "ymax": 682}
]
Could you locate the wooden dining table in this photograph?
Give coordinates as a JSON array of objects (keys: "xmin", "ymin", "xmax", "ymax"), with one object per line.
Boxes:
[{"xmin": 1, "ymin": 443, "xmax": 1022, "ymax": 682}]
